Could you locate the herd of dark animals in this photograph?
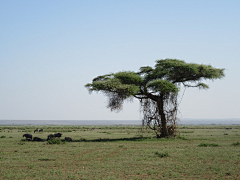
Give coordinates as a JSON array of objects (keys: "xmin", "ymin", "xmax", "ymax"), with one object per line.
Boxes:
[
  {"xmin": 20, "ymin": 127, "xmax": 234, "ymax": 141},
  {"xmin": 34, "ymin": 128, "xmax": 44, "ymax": 133},
  {"xmin": 23, "ymin": 129, "xmax": 72, "ymax": 142}
]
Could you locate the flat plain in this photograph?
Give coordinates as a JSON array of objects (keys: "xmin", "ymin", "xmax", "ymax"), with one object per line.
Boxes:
[{"xmin": 0, "ymin": 125, "xmax": 239, "ymax": 180}]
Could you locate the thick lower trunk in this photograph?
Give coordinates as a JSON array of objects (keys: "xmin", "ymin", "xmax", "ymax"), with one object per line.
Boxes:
[
  {"xmin": 160, "ymin": 113, "xmax": 169, "ymax": 137},
  {"xmin": 157, "ymin": 98, "xmax": 169, "ymax": 137}
]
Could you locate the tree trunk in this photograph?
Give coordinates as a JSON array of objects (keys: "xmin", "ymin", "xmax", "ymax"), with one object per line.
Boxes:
[{"xmin": 157, "ymin": 98, "xmax": 169, "ymax": 137}]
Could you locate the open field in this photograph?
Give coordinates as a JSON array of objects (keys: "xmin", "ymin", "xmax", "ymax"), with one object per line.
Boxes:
[{"xmin": 0, "ymin": 125, "xmax": 240, "ymax": 180}]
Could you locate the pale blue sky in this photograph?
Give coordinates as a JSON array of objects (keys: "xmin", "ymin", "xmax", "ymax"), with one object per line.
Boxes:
[{"xmin": 0, "ymin": 0, "xmax": 239, "ymax": 120}]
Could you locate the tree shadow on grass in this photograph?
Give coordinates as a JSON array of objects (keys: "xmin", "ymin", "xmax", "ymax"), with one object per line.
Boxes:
[{"xmin": 72, "ymin": 136, "xmax": 173, "ymax": 143}]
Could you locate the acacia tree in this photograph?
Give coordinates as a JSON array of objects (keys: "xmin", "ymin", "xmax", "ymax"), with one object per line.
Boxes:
[{"xmin": 85, "ymin": 59, "xmax": 225, "ymax": 137}]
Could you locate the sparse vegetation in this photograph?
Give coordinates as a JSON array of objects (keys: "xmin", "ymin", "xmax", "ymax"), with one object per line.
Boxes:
[{"xmin": 0, "ymin": 124, "xmax": 239, "ymax": 179}]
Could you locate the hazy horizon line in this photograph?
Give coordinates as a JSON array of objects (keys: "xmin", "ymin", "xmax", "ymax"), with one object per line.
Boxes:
[{"xmin": 0, "ymin": 118, "xmax": 239, "ymax": 121}]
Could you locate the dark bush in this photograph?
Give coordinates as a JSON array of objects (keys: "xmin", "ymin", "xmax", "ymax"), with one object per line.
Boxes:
[{"xmin": 155, "ymin": 151, "xmax": 169, "ymax": 158}]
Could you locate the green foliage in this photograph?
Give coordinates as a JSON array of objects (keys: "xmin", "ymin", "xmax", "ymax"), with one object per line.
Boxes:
[
  {"xmin": 86, "ymin": 78, "xmax": 139, "ymax": 97},
  {"xmin": 114, "ymin": 71, "xmax": 143, "ymax": 85},
  {"xmin": 147, "ymin": 79, "xmax": 179, "ymax": 94},
  {"xmin": 0, "ymin": 136, "xmax": 6, "ymax": 138},
  {"xmin": 86, "ymin": 59, "xmax": 224, "ymax": 104},
  {"xmin": 139, "ymin": 66, "xmax": 153, "ymax": 74},
  {"xmin": 152, "ymin": 59, "xmax": 225, "ymax": 83}
]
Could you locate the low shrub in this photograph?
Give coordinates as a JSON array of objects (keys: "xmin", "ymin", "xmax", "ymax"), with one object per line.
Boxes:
[
  {"xmin": 198, "ymin": 143, "xmax": 219, "ymax": 147},
  {"xmin": 232, "ymin": 142, "xmax": 240, "ymax": 146},
  {"xmin": 78, "ymin": 138, "xmax": 86, "ymax": 142},
  {"xmin": 178, "ymin": 136, "xmax": 187, "ymax": 140},
  {"xmin": 155, "ymin": 151, "xmax": 169, "ymax": 158},
  {"xmin": 0, "ymin": 136, "xmax": 6, "ymax": 138}
]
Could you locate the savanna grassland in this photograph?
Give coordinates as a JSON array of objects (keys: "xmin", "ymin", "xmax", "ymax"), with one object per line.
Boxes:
[{"xmin": 0, "ymin": 125, "xmax": 240, "ymax": 180}]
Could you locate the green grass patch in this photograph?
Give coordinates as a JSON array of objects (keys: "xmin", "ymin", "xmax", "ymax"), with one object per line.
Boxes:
[{"xmin": 0, "ymin": 124, "xmax": 240, "ymax": 179}]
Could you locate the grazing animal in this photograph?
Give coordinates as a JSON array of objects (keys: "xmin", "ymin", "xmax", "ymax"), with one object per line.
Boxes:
[
  {"xmin": 23, "ymin": 134, "xmax": 32, "ymax": 140},
  {"xmin": 54, "ymin": 133, "xmax": 62, "ymax": 138},
  {"xmin": 39, "ymin": 129, "xmax": 44, "ymax": 132},
  {"xmin": 47, "ymin": 134, "xmax": 55, "ymax": 141},
  {"xmin": 46, "ymin": 133, "xmax": 62, "ymax": 140},
  {"xmin": 33, "ymin": 137, "xmax": 45, "ymax": 141},
  {"xmin": 34, "ymin": 128, "xmax": 39, "ymax": 133},
  {"xmin": 65, "ymin": 137, "xmax": 72, "ymax": 141}
]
